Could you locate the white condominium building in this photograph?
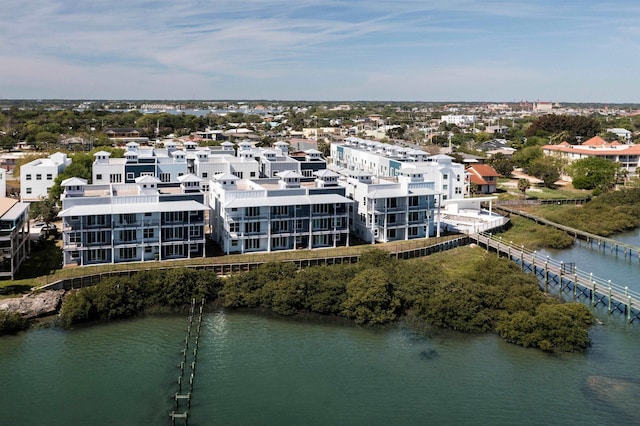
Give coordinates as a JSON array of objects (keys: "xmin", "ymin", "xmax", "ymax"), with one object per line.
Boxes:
[
  {"xmin": 0, "ymin": 198, "xmax": 30, "ymax": 279},
  {"xmin": 20, "ymin": 152, "xmax": 72, "ymax": 201},
  {"xmin": 340, "ymin": 169, "xmax": 439, "ymax": 243},
  {"xmin": 209, "ymin": 170, "xmax": 353, "ymax": 254},
  {"xmin": 330, "ymin": 138, "xmax": 468, "ymax": 203},
  {"xmin": 58, "ymin": 174, "xmax": 207, "ymax": 266}
]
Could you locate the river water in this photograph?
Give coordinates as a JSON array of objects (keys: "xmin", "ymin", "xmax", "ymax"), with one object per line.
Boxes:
[{"xmin": 2, "ymin": 236, "xmax": 640, "ymax": 425}]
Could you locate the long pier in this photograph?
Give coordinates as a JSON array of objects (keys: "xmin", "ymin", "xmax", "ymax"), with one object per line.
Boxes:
[
  {"xmin": 168, "ymin": 298, "xmax": 205, "ymax": 425},
  {"xmin": 473, "ymin": 232, "xmax": 640, "ymax": 323},
  {"xmin": 495, "ymin": 205, "xmax": 640, "ymax": 262}
]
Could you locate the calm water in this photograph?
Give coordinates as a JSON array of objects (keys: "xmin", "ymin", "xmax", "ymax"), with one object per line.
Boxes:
[{"xmin": 2, "ymin": 236, "xmax": 640, "ymax": 425}]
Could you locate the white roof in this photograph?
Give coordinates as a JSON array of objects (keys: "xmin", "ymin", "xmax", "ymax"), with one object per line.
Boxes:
[
  {"xmin": 93, "ymin": 151, "xmax": 112, "ymax": 157},
  {"xmin": 178, "ymin": 174, "xmax": 203, "ymax": 183},
  {"xmin": 314, "ymin": 169, "xmax": 340, "ymax": 178},
  {"xmin": 225, "ymin": 193, "xmax": 352, "ymax": 208},
  {"xmin": 214, "ymin": 173, "xmax": 239, "ymax": 181},
  {"xmin": 61, "ymin": 177, "xmax": 88, "ymax": 186},
  {"xmin": 368, "ymin": 187, "xmax": 439, "ymax": 198},
  {"xmin": 135, "ymin": 175, "xmax": 161, "ymax": 184},
  {"xmin": 277, "ymin": 170, "xmax": 303, "ymax": 179},
  {"xmin": 58, "ymin": 200, "xmax": 207, "ymax": 217}
]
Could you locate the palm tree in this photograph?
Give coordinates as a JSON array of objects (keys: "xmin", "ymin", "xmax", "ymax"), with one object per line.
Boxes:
[{"xmin": 517, "ymin": 178, "xmax": 531, "ymax": 199}]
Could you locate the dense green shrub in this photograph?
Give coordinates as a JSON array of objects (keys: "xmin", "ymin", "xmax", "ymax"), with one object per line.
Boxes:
[
  {"xmin": 59, "ymin": 268, "xmax": 222, "ymax": 326},
  {"xmin": 0, "ymin": 311, "xmax": 30, "ymax": 335}
]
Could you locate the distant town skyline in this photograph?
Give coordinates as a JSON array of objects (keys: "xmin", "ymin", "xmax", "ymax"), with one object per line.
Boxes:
[{"xmin": 2, "ymin": 1, "xmax": 640, "ymax": 103}]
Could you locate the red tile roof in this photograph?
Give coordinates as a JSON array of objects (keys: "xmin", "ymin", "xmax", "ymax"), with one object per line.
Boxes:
[{"xmin": 466, "ymin": 164, "xmax": 499, "ymax": 177}]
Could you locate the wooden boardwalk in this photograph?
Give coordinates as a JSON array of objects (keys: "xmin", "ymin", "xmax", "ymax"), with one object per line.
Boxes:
[
  {"xmin": 473, "ymin": 233, "xmax": 640, "ymax": 323},
  {"xmin": 495, "ymin": 205, "xmax": 640, "ymax": 262}
]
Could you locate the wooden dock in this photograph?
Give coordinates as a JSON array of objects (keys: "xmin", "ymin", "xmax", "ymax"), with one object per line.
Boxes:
[{"xmin": 474, "ymin": 233, "xmax": 640, "ymax": 323}]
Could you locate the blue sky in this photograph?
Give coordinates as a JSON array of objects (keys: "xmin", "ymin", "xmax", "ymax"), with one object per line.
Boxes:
[{"xmin": 1, "ymin": 0, "xmax": 639, "ymax": 102}]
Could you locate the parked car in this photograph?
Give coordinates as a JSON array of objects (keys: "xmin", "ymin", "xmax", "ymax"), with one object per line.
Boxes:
[{"xmin": 32, "ymin": 221, "xmax": 58, "ymax": 237}]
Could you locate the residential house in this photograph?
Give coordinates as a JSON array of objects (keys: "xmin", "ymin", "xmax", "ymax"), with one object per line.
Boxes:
[
  {"xmin": 20, "ymin": 152, "xmax": 72, "ymax": 201},
  {"xmin": 466, "ymin": 164, "xmax": 499, "ymax": 194}
]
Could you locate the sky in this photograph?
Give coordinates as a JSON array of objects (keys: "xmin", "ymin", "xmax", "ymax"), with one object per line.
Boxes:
[{"xmin": 1, "ymin": 0, "xmax": 640, "ymax": 102}]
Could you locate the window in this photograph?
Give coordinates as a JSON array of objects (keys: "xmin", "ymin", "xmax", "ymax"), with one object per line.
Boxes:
[
  {"xmin": 244, "ymin": 222, "xmax": 260, "ymax": 233},
  {"xmin": 456, "ymin": 174, "xmax": 461, "ymax": 182},
  {"xmin": 87, "ymin": 215, "xmax": 107, "ymax": 226},
  {"xmin": 165, "ymin": 244, "xmax": 184, "ymax": 258},
  {"xmin": 246, "ymin": 207, "xmax": 260, "ymax": 217},
  {"xmin": 189, "ymin": 226, "xmax": 201, "ymax": 237},
  {"xmin": 388, "ymin": 214, "xmax": 396, "ymax": 224},
  {"xmin": 272, "ymin": 221, "xmax": 288, "ymax": 233},
  {"xmin": 88, "ymin": 249, "xmax": 107, "ymax": 262},
  {"xmin": 246, "ymin": 238, "xmax": 260, "ymax": 249},
  {"xmin": 126, "ymin": 172, "xmax": 135, "ymax": 181},
  {"xmin": 443, "ymin": 174, "xmax": 449, "ymax": 180},
  {"xmin": 145, "ymin": 246, "xmax": 153, "ymax": 253},
  {"xmin": 119, "ymin": 229, "xmax": 137, "ymax": 242},
  {"xmin": 202, "ymin": 172, "xmax": 208, "ymax": 178},
  {"xmin": 296, "ymin": 219, "xmax": 304, "ymax": 230},
  {"xmin": 110, "ymin": 174, "xmax": 122, "ymax": 183},
  {"xmin": 144, "ymin": 212, "xmax": 152, "ymax": 217},
  {"xmin": 231, "ymin": 240, "xmax": 238, "ymax": 247},
  {"xmin": 409, "ymin": 227, "xmax": 419, "ymax": 236},
  {"xmin": 26, "ymin": 188, "xmax": 32, "ymax": 194},
  {"xmin": 143, "ymin": 228, "xmax": 154, "ymax": 239},
  {"xmin": 119, "ymin": 214, "xmax": 136, "ymax": 224},
  {"xmin": 387, "ymin": 198, "xmax": 397, "ymax": 208},
  {"xmin": 271, "ymin": 206, "xmax": 288, "ymax": 216},
  {"xmin": 96, "ymin": 174, "xmax": 103, "ymax": 181},
  {"xmin": 387, "ymin": 229, "xmax": 396, "ymax": 239},
  {"xmin": 408, "ymin": 212, "xmax": 419, "ymax": 222},
  {"xmin": 312, "ymin": 218, "xmax": 329, "ymax": 230},
  {"xmin": 313, "ymin": 204, "xmax": 329, "ymax": 214},
  {"xmin": 455, "ymin": 187, "xmax": 462, "ymax": 194},
  {"xmin": 272, "ymin": 237, "xmax": 288, "ymax": 248},
  {"xmin": 26, "ymin": 174, "xmax": 31, "ymax": 181},
  {"xmin": 36, "ymin": 174, "xmax": 42, "ymax": 180},
  {"xmin": 409, "ymin": 196, "xmax": 419, "ymax": 207},
  {"xmin": 229, "ymin": 223, "xmax": 239, "ymax": 233},
  {"xmin": 313, "ymin": 234, "xmax": 329, "ymax": 246},
  {"xmin": 250, "ymin": 172, "xmax": 256, "ymax": 177},
  {"xmin": 443, "ymin": 184, "xmax": 448, "ymax": 190},
  {"xmin": 119, "ymin": 247, "xmax": 137, "ymax": 260},
  {"xmin": 46, "ymin": 174, "xmax": 52, "ymax": 180},
  {"xmin": 87, "ymin": 231, "xmax": 108, "ymax": 244},
  {"xmin": 159, "ymin": 173, "xmax": 171, "ymax": 183},
  {"xmin": 162, "ymin": 212, "xmax": 184, "ymax": 223}
]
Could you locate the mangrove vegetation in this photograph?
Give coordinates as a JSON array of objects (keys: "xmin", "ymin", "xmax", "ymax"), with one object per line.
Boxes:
[{"xmin": 58, "ymin": 247, "xmax": 594, "ymax": 353}]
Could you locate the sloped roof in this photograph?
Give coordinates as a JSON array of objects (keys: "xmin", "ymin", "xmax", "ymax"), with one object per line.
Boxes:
[
  {"xmin": 467, "ymin": 164, "xmax": 499, "ymax": 177},
  {"xmin": 582, "ymin": 136, "xmax": 607, "ymax": 146}
]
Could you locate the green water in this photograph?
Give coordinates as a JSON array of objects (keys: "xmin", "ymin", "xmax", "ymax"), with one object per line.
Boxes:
[{"xmin": 1, "ymin": 311, "xmax": 639, "ymax": 425}]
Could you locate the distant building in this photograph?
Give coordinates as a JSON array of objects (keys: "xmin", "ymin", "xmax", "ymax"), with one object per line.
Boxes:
[
  {"xmin": 20, "ymin": 152, "xmax": 72, "ymax": 202},
  {"xmin": 606, "ymin": 128, "xmax": 632, "ymax": 142},
  {"xmin": 0, "ymin": 198, "xmax": 30, "ymax": 279},
  {"xmin": 542, "ymin": 136, "xmax": 640, "ymax": 175},
  {"xmin": 440, "ymin": 115, "xmax": 476, "ymax": 126},
  {"xmin": 534, "ymin": 102, "xmax": 553, "ymax": 113}
]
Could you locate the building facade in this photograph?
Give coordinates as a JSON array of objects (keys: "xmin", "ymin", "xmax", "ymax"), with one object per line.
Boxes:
[
  {"xmin": 20, "ymin": 152, "xmax": 72, "ymax": 201},
  {"xmin": 0, "ymin": 198, "xmax": 30, "ymax": 279},
  {"xmin": 340, "ymin": 170, "xmax": 439, "ymax": 243},
  {"xmin": 58, "ymin": 175, "xmax": 207, "ymax": 266},
  {"xmin": 209, "ymin": 170, "xmax": 353, "ymax": 254}
]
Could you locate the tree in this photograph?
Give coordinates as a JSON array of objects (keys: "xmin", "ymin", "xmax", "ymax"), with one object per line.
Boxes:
[
  {"xmin": 525, "ymin": 114, "xmax": 601, "ymax": 143},
  {"xmin": 512, "ymin": 146, "xmax": 543, "ymax": 170},
  {"xmin": 568, "ymin": 157, "xmax": 619, "ymax": 191},
  {"xmin": 528, "ymin": 157, "xmax": 563, "ymax": 188},
  {"xmin": 517, "ymin": 178, "xmax": 531, "ymax": 199},
  {"xmin": 30, "ymin": 197, "xmax": 59, "ymax": 224},
  {"xmin": 489, "ymin": 153, "xmax": 514, "ymax": 177}
]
